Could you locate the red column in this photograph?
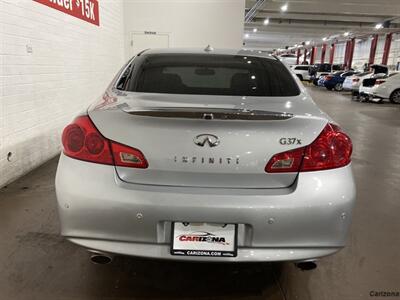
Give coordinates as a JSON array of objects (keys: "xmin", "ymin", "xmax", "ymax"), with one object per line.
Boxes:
[
  {"xmin": 344, "ymin": 40, "xmax": 350, "ymax": 68},
  {"xmin": 329, "ymin": 43, "xmax": 335, "ymax": 64},
  {"xmin": 369, "ymin": 34, "xmax": 379, "ymax": 66},
  {"xmin": 296, "ymin": 48, "xmax": 301, "ymax": 65},
  {"xmin": 310, "ymin": 46, "xmax": 316, "ymax": 65},
  {"xmin": 320, "ymin": 44, "xmax": 327, "ymax": 64},
  {"xmin": 303, "ymin": 48, "xmax": 308, "ymax": 64},
  {"xmin": 382, "ymin": 33, "xmax": 393, "ymax": 65},
  {"xmin": 347, "ymin": 38, "xmax": 356, "ymax": 70}
]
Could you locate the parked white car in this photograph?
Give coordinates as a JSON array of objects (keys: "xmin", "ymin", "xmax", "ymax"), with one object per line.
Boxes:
[
  {"xmin": 347, "ymin": 65, "xmax": 389, "ymax": 99},
  {"xmin": 369, "ymin": 72, "xmax": 400, "ymax": 103},
  {"xmin": 278, "ymin": 54, "xmax": 298, "ymax": 66},
  {"xmin": 343, "ymin": 71, "xmax": 372, "ymax": 94},
  {"xmin": 359, "ymin": 73, "xmax": 399, "ymax": 102},
  {"xmin": 291, "ymin": 65, "xmax": 311, "ymax": 81}
]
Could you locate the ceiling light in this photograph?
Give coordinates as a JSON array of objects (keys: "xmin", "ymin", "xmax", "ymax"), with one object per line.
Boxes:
[
  {"xmin": 375, "ymin": 23, "xmax": 383, "ymax": 30},
  {"xmin": 280, "ymin": 3, "xmax": 288, "ymax": 12},
  {"xmin": 244, "ymin": 33, "xmax": 250, "ymax": 38},
  {"xmin": 294, "ymin": 44, "xmax": 298, "ymax": 47},
  {"xmin": 322, "ymin": 37, "xmax": 327, "ymax": 41},
  {"xmin": 263, "ymin": 18, "xmax": 270, "ymax": 25},
  {"xmin": 343, "ymin": 32, "xmax": 350, "ymax": 37},
  {"xmin": 253, "ymin": 28, "xmax": 258, "ymax": 33},
  {"xmin": 305, "ymin": 41, "xmax": 311, "ymax": 45}
]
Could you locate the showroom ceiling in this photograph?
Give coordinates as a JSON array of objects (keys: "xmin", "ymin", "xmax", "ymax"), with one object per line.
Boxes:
[{"xmin": 244, "ymin": 0, "xmax": 400, "ymax": 50}]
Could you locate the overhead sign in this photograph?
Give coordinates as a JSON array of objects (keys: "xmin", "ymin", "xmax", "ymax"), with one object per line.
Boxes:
[{"xmin": 33, "ymin": 0, "xmax": 100, "ymax": 26}]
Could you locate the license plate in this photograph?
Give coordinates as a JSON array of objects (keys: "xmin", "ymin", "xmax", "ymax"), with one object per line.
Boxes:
[{"xmin": 171, "ymin": 222, "xmax": 237, "ymax": 257}]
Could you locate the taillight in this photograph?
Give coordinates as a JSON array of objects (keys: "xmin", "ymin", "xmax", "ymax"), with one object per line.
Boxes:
[
  {"xmin": 352, "ymin": 78, "xmax": 360, "ymax": 82},
  {"xmin": 325, "ymin": 75, "xmax": 332, "ymax": 80},
  {"xmin": 110, "ymin": 142, "xmax": 148, "ymax": 168},
  {"xmin": 62, "ymin": 115, "xmax": 148, "ymax": 168},
  {"xmin": 301, "ymin": 124, "xmax": 352, "ymax": 171},
  {"xmin": 375, "ymin": 80, "xmax": 386, "ymax": 85},
  {"xmin": 265, "ymin": 123, "xmax": 352, "ymax": 173},
  {"xmin": 265, "ymin": 148, "xmax": 304, "ymax": 173}
]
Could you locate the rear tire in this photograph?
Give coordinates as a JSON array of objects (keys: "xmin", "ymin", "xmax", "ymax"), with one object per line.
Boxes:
[
  {"xmin": 334, "ymin": 83, "xmax": 343, "ymax": 91},
  {"xmin": 351, "ymin": 91, "xmax": 361, "ymax": 101},
  {"xmin": 296, "ymin": 74, "xmax": 303, "ymax": 81},
  {"xmin": 389, "ymin": 89, "xmax": 400, "ymax": 104}
]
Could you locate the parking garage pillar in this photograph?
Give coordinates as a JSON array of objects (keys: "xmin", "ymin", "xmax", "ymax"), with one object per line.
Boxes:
[
  {"xmin": 320, "ymin": 44, "xmax": 327, "ymax": 64},
  {"xmin": 369, "ymin": 34, "xmax": 379, "ymax": 66},
  {"xmin": 344, "ymin": 40, "xmax": 350, "ymax": 68},
  {"xmin": 347, "ymin": 38, "xmax": 356, "ymax": 69},
  {"xmin": 382, "ymin": 33, "xmax": 393, "ymax": 65},
  {"xmin": 329, "ymin": 43, "xmax": 335, "ymax": 64},
  {"xmin": 310, "ymin": 46, "xmax": 316, "ymax": 65},
  {"xmin": 303, "ymin": 48, "xmax": 308, "ymax": 64},
  {"xmin": 296, "ymin": 48, "xmax": 301, "ymax": 64}
]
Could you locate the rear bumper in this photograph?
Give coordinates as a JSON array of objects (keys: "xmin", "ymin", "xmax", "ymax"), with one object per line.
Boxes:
[
  {"xmin": 69, "ymin": 238, "xmax": 341, "ymax": 262},
  {"xmin": 55, "ymin": 154, "xmax": 356, "ymax": 262},
  {"xmin": 323, "ymin": 81, "xmax": 334, "ymax": 88}
]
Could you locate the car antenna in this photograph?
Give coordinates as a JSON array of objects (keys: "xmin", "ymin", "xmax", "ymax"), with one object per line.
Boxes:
[{"xmin": 204, "ymin": 45, "xmax": 214, "ymax": 52}]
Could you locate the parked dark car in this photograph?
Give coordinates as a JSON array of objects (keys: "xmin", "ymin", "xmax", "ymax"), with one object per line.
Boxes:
[
  {"xmin": 324, "ymin": 71, "xmax": 359, "ymax": 91},
  {"xmin": 310, "ymin": 63, "xmax": 343, "ymax": 86}
]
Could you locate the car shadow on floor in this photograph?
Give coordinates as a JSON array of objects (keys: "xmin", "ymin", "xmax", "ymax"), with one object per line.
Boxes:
[{"xmin": 83, "ymin": 254, "xmax": 286, "ymax": 299}]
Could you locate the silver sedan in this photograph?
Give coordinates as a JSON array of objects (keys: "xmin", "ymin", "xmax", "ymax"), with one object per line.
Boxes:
[{"xmin": 55, "ymin": 48, "xmax": 355, "ymax": 263}]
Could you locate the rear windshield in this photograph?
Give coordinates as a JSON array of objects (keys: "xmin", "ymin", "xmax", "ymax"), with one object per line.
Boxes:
[{"xmin": 122, "ymin": 54, "xmax": 300, "ymax": 97}]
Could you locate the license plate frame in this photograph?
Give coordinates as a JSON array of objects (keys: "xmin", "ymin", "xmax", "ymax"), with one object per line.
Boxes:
[{"xmin": 170, "ymin": 222, "xmax": 238, "ymax": 258}]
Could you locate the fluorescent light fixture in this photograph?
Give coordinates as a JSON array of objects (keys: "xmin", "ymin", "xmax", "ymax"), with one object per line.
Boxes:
[
  {"xmin": 244, "ymin": 33, "xmax": 250, "ymax": 38},
  {"xmin": 322, "ymin": 37, "xmax": 327, "ymax": 41},
  {"xmin": 294, "ymin": 44, "xmax": 298, "ymax": 47},
  {"xmin": 253, "ymin": 28, "xmax": 258, "ymax": 33},
  {"xmin": 263, "ymin": 18, "xmax": 270, "ymax": 25},
  {"xmin": 344, "ymin": 32, "xmax": 350, "ymax": 37},
  {"xmin": 280, "ymin": 3, "xmax": 288, "ymax": 11},
  {"xmin": 305, "ymin": 41, "xmax": 311, "ymax": 45},
  {"xmin": 375, "ymin": 23, "xmax": 383, "ymax": 30}
]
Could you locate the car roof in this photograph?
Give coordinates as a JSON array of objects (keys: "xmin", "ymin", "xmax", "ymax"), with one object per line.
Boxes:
[{"xmin": 140, "ymin": 48, "xmax": 278, "ymax": 60}]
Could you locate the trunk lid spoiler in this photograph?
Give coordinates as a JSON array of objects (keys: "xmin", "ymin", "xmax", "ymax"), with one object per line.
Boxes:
[{"xmin": 123, "ymin": 107, "xmax": 293, "ymax": 121}]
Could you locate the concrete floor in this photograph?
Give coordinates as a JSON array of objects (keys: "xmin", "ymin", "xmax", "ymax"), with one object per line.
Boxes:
[{"xmin": 0, "ymin": 86, "xmax": 399, "ymax": 300}]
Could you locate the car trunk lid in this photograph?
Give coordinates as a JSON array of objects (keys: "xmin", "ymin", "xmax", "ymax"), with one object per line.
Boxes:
[{"xmin": 89, "ymin": 92, "xmax": 327, "ymax": 188}]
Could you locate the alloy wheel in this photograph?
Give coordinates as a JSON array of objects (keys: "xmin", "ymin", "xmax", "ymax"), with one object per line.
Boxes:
[
  {"xmin": 390, "ymin": 90, "xmax": 400, "ymax": 104},
  {"xmin": 335, "ymin": 83, "xmax": 343, "ymax": 91}
]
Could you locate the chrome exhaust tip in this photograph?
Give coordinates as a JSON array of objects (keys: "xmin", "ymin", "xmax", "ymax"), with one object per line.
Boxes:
[
  {"xmin": 295, "ymin": 260, "xmax": 317, "ymax": 271},
  {"xmin": 89, "ymin": 251, "xmax": 113, "ymax": 265}
]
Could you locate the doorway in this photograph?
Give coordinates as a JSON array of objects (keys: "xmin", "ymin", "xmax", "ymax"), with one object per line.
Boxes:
[{"xmin": 130, "ymin": 31, "xmax": 170, "ymax": 57}]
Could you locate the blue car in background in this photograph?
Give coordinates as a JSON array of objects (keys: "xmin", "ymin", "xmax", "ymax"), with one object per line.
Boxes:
[
  {"xmin": 324, "ymin": 71, "xmax": 359, "ymax": 91},
  {"xmin": 317, "ymin": 74, "xmax": 335, "ymax": 86}
]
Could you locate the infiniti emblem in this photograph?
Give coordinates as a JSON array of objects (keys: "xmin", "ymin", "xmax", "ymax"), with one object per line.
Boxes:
[{"xmin": 194, "ymin": 134, "xmax": 220, "ymax": 147}]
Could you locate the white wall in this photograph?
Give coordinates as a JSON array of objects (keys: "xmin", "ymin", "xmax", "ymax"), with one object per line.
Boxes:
[
  {"xmin": 0, "ymin": 0, "xmax": 125, "ymax": 187},
  {"xmin": 123, "ymin": 0, "xmax": 245, "ymax": 59}
]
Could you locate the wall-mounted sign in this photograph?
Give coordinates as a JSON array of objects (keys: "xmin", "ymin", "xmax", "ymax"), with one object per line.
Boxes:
[{"xmin": 33, "ymin": 0, "xmax": 100, "ymax": 26}]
